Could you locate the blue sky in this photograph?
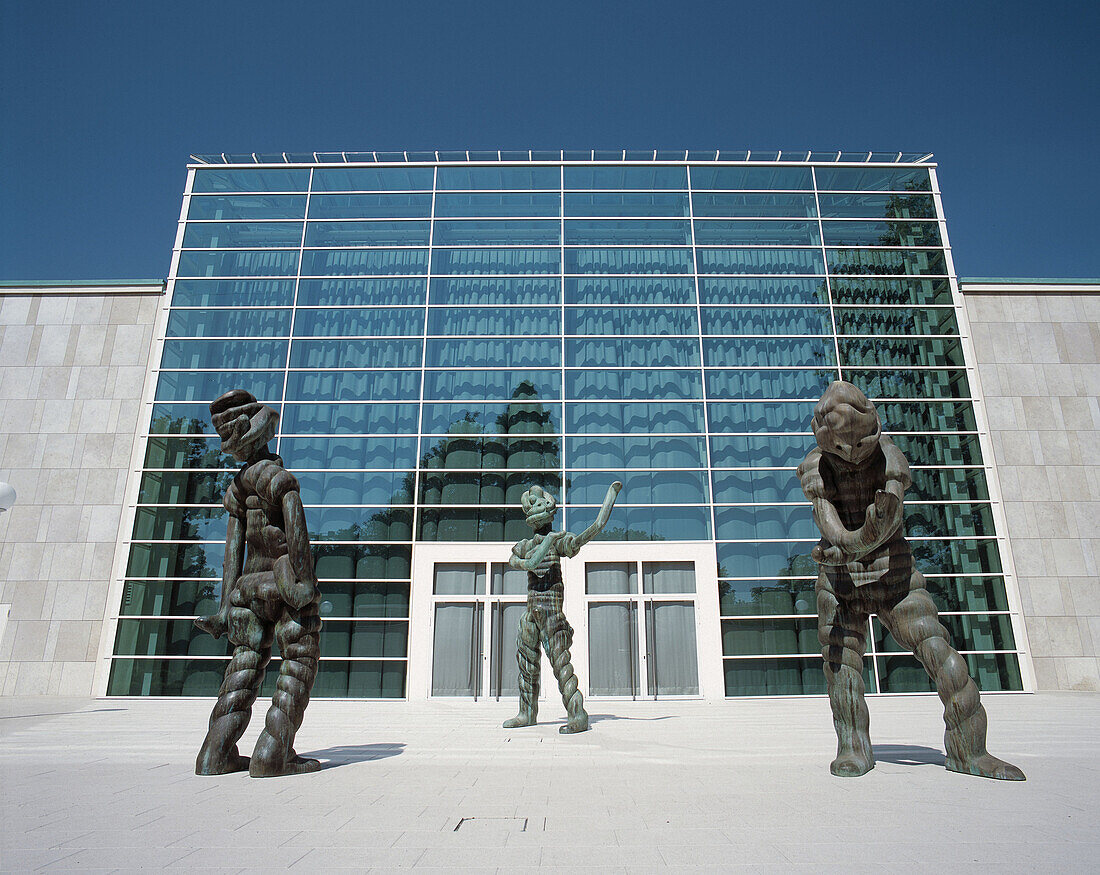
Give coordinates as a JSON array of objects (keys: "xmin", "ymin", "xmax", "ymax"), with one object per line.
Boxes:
[{"xmin": 2, "ymin": 0, "xmax": 1097, "ymax": 281}]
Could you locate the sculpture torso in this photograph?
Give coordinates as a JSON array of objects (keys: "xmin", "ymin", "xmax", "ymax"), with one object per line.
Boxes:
[{"xmin": 225, "ymin": 457, "xmax": 299, "ymax": 577}]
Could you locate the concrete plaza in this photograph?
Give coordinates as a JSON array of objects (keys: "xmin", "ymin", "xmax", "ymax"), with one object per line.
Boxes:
[{"xmin": 1, "ymin": 692, "xmax": 1097, "ymax": 872}]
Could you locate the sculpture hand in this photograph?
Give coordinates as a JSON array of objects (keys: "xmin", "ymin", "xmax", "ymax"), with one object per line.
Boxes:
[
  {"xmin": 812, "ymin": 543, "xmax": 855, "ymax": 566},
  {"xmin": 194, "ymin": 609, "xmax": 229, "ymax": 639}
]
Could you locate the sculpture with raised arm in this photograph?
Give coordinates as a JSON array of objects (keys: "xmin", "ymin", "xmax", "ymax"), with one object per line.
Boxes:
[
  {"xmin": 797, "ymin": 381, "xmax": 1023, "ymax": 780},
  {"xmin": 503, "ymin": 481, "xmax": 622, "ymax": 734},
  {"xmin": 193, "ymin": 389, "xmax": 323, "ymax": 778}
]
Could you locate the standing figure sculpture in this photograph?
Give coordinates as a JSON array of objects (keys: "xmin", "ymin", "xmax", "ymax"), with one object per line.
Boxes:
[
  {"xmin": 194, "ymin": 389, "xmax": 323, "ymax": 778},
  {"xmin": 504, "ymin": 481, "xmax": 622, "ymax": 734},
  {"xmin": 797, "ymin": 381, "xmax": 1023, "ymax": 780}
]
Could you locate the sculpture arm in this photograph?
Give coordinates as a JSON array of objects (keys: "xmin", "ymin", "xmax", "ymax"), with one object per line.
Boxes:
[
  {"xmin": 278, "ymin": 490, "xmax": 319, "ymax": 609},
  {"xmin": 562, "ymin": 481, "xmax": 623, "ymax": 556},
  {"xmin": 195, "ymin": 513, "xmax": 244, "ymax": 638},
  {"xmin": 799, "ymin": 450, "xmax": 878, "ymax": 564},
  {"xmin": 514, "ymin": 535, "xmax": 558, "ymax": 577}
]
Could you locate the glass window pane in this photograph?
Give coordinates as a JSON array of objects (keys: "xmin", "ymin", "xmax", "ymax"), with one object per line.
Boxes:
[
  {"xmin": 436, "ymin": 166, "xmax": 559, "ymax": 190},
  {"xmin": 839, "ymin": 337, "xmax": 964, "ymax": 368},
  {"xmin": 177, "ymin": 250, "xmax": 299, "ymax": 277},
  {"xmin": 132, "ymin": 506, "xmax": 227, "ymax": 542},
  {"xmin": 567, "ymin": 369, "xmax": 702, "ymax": 400},
  {"xmin": 307, "ymin": 193, "xmax": 433, "ymax": 218},
  {"xmin": 183, "ymin": 221, "xmax": 302, "ymax": 249},
  {"xmin": 143, "ymin": 436, "xmax": 229, "ymax": 470},
  {"xmin": 722, "ymin": 618, "xmax": 819, "ymax": 655},
  {"xmin": 822, "ymin": 221, "xmax": 942, "ymax": 247},
  {"xmin": 418, "ymin": 507, "xmax": 528, "ymax": 541},
  {"xmin": 432, "ymin": 603, "xmax": 479, "ymax": 695},
  {"xmin": 567, "ymin": 470, "xmax": 708, "ymax": 504},
  {"xmin": 712, "ymin": 471, "xmax": 805, "ymax": 504},
  {"xmin": 161, "ymin": 338, "xmax": 288, "ymax": 370},
  {"xmin": 567, "ymin": 338, "xmax": 699, "ymax": 367},
  {"xmin": 426, "ymin": 338, "xmax": 561, "ymax": 368},
  {"xmin": 588, "ymin": 602, "xmax": 639, "ymax": 695},
  {"xmin": 566, "ymin": 435, "xmax": 706, "ymax": 469},
  {"xmin": 690, "ymin": 166, "xmax": 812, "ymax": 190},
  {"xmin": 707, "ymin": 401, "xmax": 815, "ymax": 433},
  {"xmin": 171, "ymin": 279, "xmax": 295, "ymax": 307},
  {"xmin": 192, "ymin": 168, "xmax": 309, "ymax": 193},
  {"xmin": 834, "ymin": 307, "xmax": 959, "ymax": 336},
  {"xmin": 586, "ymin": 562, "xmax": 637, "ymax": 594},
  {"xmin": 565, "ymin": 165, "xmax": 686, "ymax": 189},
  {"xmin": 642, "ymin": 562, "xmax": 696, "ymax": 594},
  {"xmin": 432, "ymin": 248, "xmax": 560, "ymax": 275},
  {"xmin": 696, "ymin": 248, "xmax": 824, "ymax": 275},
  {"xmin": 818, "ymin": 193, "xmax": 937, "ymax": 219},
  {"xmin": 292, "ymin": 308, "xmax": 422, "ymax": 337},
  {"xmin": 300, "ymin": 249, "xmax": 429, "ymax": 276},
  {"xmin": 127, "ymin": 542, "xmax": 224, "ymax": 579},
  {"xmin": 565, "ymin": 277, "xmax": 695, "ymax": 305},
  {"xmin": 290, "ymin": 338, "xmax": 421, "ymax": 368},
  {"xmin": 692, "ymin": 193, "xmax": 817, "ymax": 218},
  {"xmin": 432, "ymin": 220, "xmax": 560, "ymax": 245},
  {"xmin": 876, "ymin": 401, "xmax": 977, "ymax": 432},
  {"xmin": 715, "ymin": 505, "xmax": 817, "ymax": 541},
  {"xmin": 166, "ymin": 308, "xmax": 291, "ymax": 338},
  {"xmin": 188, "ymin": 195, "xmax": 307, "ymax": 220},
  {"xmin": 429, "ymin": 277, "xmax": 559, "ymax": 306},
  {"xmin": 565, "ymin": 247, "xmax": 693, "ymax": 275},
  {"xmin": 698, "ymin": 278, "xmax": 827, "ymax": 306},
  {"xmin": 419, "ymin": 436, "xmax": 560, "ymax": 470},
  {"xmin": 567, "ymin": 402, "xmax": 704, "ymax": 434},
  {"xmin": 814, "ymin": 167, "xmax": 931, "ymax": 191},
  {"xmin": 565, "ymin": 192, "xmax": 689, "ymax": 217},
  {"xmin": 704, "ymin": 337, "xmax": 835, "ymax": 367},
  {"xmin": 700, "ymin": 307, "xmax": 832, "ymax": 335},
  {"xmin": 312, "ymin": 167, "xmax": 434, "ymax": 191},
  {"xmin": 286, "ymin": 370, "xmax": 421, "ymax": 402},
  {"xmin": 720, "ymin": 580, "xmax": 816, "ymax": 617},
  {"xmin": 305, "ymin": 221, "xmax": 430, "ymax": 247},
  {"xmin": 155, "ymin": 370, "xmax": 284, "ymax": 403},
  {"xmin": 434, "ymin": 192, "xmax": 561, "ymax": 218},
  {"xmin": 565, "ymin": 307, "xmax": 698, "ymax": 336},
  {"xmin": 421, "ymin": 402, "xmax": 561, "ymax": 435},
  {"xmin": 569, "ymin": 506, "xmax": 711, "ymax": 540},
  {"xmin": 647, "ymin": 601, "xmax": 700, "ymax": 695},
  {"xmin": 694, "ymin": 221, "xmax": 820, "ymax": 246},
  {"xmin": 296, "ymin": 278, "xmax": 426, "ymax": 307},
  {"xmin": 842, "ymin": 368, "xmax": 971, "ymax": 400},
  {"xmin": 706, "ymin": 369, "xmax": 835, "ymax": 400},
  {"xmin": 909, "ymin": 467, "xmax": 989, "ymax": 502},
  {"xmin": 709, "ymin": 435, "xmax": 814, "ymax": 468},
  {"xmin": 491, "ymin": 563, "xmax": 529, "ymax": 595},
  {"xmin": 724, "ymin": 657, "xmax": 830, "ymax": 696},
  {"xmin": 280, "ymin": 436, "xmax": 418, "ymax": 469},
  {"xmin": 424, "ymin": 369, "xmax": 561, "ymax": 401},
  {"xmin": 565, "ymin": 220, "xmax": 691, "ymax": 245},
  {"xmin": 433, "ymin": 563, "xmax": 486, "ymax": 595},
  {"xmin": 827, "ymin": 248, "xmax": 948, "ymax": 276},
  {"xmin": 427, "ymin": 307, "xmax": 560, "ymax": 335},
  {"xmin": 305, "ymin": 507, "xmax": 413, "ymax": 541},
  {"xmin": 716, "ymin": 541, "xmax": 816, "ymax": 580},
  {"xmin": 281, "ymin": 402, "xmax": 420, "ymax": 435}
]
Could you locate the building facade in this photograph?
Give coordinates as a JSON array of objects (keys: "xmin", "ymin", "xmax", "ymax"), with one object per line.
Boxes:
[{"xmin": 9, "ymin": 151, "xmax": 1083, "ymax": 700}]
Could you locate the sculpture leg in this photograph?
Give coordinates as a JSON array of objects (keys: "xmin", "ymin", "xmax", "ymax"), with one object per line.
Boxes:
[
  {"xmin": 250, "ymin": 606, "xmax": 322, "ymax": 777},
  {"xmin": 196, "ymin": 641, "xmax": 271, "ymax": 775},
  {"xmin": 818, "ymin": 580, "xmax": 873, "ymax": 776},
  {"xmin": 503, "ymin": 608, "xmax": 541, "ymax": 728},
  {"xmin": 879, "ymin": 576, "xmax": 1024, "ymax": 781},
  {"xmin": 544, "ymin": 608, "xmax": 588, "ymax": 735}
]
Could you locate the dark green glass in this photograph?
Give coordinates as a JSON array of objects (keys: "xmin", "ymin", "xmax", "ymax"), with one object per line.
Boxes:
[
  {"xmin": 132, "ymin": 506, "xmax": 228, "ymax": 542},
  {"xmin": 838, "ymin": 336, "xmax": 964, "ymax": 367},
  {"xmin": 910, "ymin": 539, "xmax": 1002, "ymax": 574},
  {"xmin": 873, "ymin": 612, "xmax": 1016, "ymax": 655},
  {"xmin": 875, "ymin": 653, "xmax": 1022, "ymax": 692},
  {"xmin": 834, "ymin": 307, "xmax": 959, "ymax": 336},
  {"xmin": 909, "ymin": 467, "xmax": 990, "ymax": 502},
  {"xmin": 826, "ymin": 248, "xmax": 948, "ymax": 276},
  {"xmin": 922, "ymin": 576, "xmax": 1009, "ymax": 613},
  {"xmin": 904, "ymin": 503, "xmax": 995, "ymax": 538},
  {"xmin": 108, "ymin": 658, "xmax": 230, "ymax": 696},
  {"xmin": 320, "ymin": 621, "xmax": 408, "ymax": 658},
  {"xmin": 119, "ymin": 580, "xmax": 221, "ymax": 617},
  {"xmin": 312, "ymin": 544, "xmax": 412, "ymax": 580},
  {"xmin": 830, "ymin": 278, "xmax": 953, "ymax": 306},
  {"xmin": 722, "ymin": 618, "xmax": 820, "ymax": 655},
  {"xmin": 817, "ymin": 193, "xmax": 937, "ymax": 219},
  {"xmin": 843, "ymin": 368, "xmax": 971, "ymax": 400},
  {"xmin": 143, "ymin": 436, "xmax": 231, "ymax": 470},
  {"xmin": 719, "ymin": 579, "xmax": 817, "ymax": 617},
  {"xmin": 417, "ymin": 506, "xmax": 529, "ymax": 542},
  {"xmin": 889, "ymin": 433, "xmax": 983, "ymax": 466},
  {"xmin": 149, "ymin": 405, "xmax": 220, "ymax": 435},
  {"xmin": 317, "ymin": 582, "xmax": 410, "ymax": 618},
  {"xmin": 138, "ymin": 471, "xmax": 232, "ymax": 504},
  {"xmin": 723, "ymin": 658, "xmax": 848, "ymax": 696},
  {"xmin": 419, "ymin": 472, "xmax": 561, "ymax": 506},
  {"xmin": 876, "ymin": 400, "xmax": 977, "ymax": 432},
  {"xmin": 126, "ymin": 542, "xmax": 223, "ymax": 579}
]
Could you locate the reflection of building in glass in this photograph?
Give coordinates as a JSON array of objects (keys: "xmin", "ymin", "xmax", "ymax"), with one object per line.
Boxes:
[{"xmin": 103, "ymin": 152, "xmax": 1029, "ymax": 700}]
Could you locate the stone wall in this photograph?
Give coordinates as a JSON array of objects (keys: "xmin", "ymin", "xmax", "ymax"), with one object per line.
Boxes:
[
  {"xmin": 0, "ymin": 282, "xmax": 163, "ymax": 695},
  {"xmin": 962, "ymin": 282, "xmax": 1100, "ymax": 690}
]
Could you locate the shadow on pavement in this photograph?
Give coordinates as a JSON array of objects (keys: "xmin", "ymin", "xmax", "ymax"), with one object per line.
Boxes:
[
  {"xmin": 873, "ymin": 743, "xmax": 946, "ymax": 766},
  {"xmin": 301, "ymin": 742, "xmax": 406, "ymax": 769},
  {"xmin": 588, "ymin": 713, "xmax": 676, "ymax": 724}
]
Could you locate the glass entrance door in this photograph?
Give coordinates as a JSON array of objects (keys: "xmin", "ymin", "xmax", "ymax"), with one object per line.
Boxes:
[
  {"xmin": 585, "ymin": 560, "xmax": 700, "ymax": 699},
  {"xmin": 430, "ymin": 561, "xmax": 528, "ymax": 699}
]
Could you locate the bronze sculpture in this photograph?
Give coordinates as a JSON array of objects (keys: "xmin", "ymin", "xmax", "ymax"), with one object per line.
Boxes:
[
  {"xmin": 194, "ymin": 389, "xmax": 323, "ymax": 777},
  {"xmin": 798, "ymin": 381, "xmax": 1024, "ymax": 780},
  {"xmin": 503, "ymin": 482, "xmax": 622, "ymax": 734}
]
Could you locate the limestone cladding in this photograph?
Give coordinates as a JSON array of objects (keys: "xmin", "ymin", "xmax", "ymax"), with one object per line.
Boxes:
[
  {"xmin": 0, "ymin": 284, "xmax": 163, "ymax": 695},
  {"xmin": 962, "ymin": 283, "xmax": 1100, "ymax": 691}
]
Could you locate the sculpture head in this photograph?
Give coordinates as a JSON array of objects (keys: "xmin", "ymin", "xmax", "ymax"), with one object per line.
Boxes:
[
  {"xmin": 520, "ymin": 484, "xmax": 558, "ymax": 530},
  {"xmin": 210, "ymin": 389, "xmax": 279, "ymax": 463},
  {"xmin": 811, "ymin": 381, "xmax": 881, "ymax": 465}
]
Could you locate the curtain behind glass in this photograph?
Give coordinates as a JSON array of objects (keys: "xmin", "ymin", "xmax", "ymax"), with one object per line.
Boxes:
[
  {"xmin": 432, "ymin": 603, "xmax": 480, "ymax": 696},
  {"xmin": 647, "ymin": 601, "xmax": 699, "ymax": 695},
  {"xmin": 588, "ymin": 602, "xmax": 638, "ymax": 696}
]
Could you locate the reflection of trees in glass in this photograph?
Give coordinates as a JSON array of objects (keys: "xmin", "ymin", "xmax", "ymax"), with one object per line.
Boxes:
[{"xmin": 418, "ymin": 380, "xmax": 561, "ymax": 541}]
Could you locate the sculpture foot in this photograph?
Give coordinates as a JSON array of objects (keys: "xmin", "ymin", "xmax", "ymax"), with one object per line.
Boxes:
[
  {"xmin": 830, "ymin": 751, "xmax": 874, "ymax": 777},
  {"xmin": 250, "ymin": 754, "xmax": 322, "ymax": 778},
  {"xmin": 559, "ymin": 714, "xmax": 589, "ymax": 734},
  {"xmin": 195, "ymin": 751, "xmax": 249, "ymax": 776},
  {"xmin": 503, "ymin": 713, "xmax": 538, "ymax": 728},
  {"xmin": 945, "ymin": 753, "xmax": 1025, "ymax": 781}
]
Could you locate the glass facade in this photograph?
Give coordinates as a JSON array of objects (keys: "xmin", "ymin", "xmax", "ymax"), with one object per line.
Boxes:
[{"xmin": 106, "ymin": 154, "xmax": 1024, "ymax": 698}]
